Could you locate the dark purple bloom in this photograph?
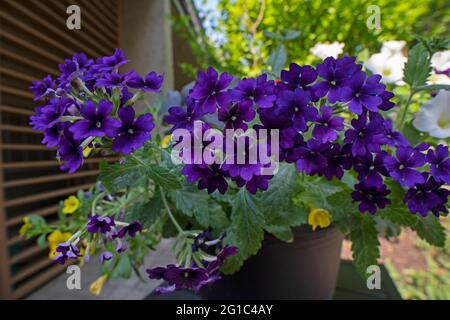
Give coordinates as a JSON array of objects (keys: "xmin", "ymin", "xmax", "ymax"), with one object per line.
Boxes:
[
  {"xmin": 344, "ymin": 114, "xmax": 386, "ymax": 157},
  {"xmin": 70, "ymin": 100, "xmax": 121, "ymax": 140},
  {"xmin": 321, "ymin": 143, "xmax": 350, "ymax": 180},
  {"xmin": 189, "ymin": 67, "xmax": 233, "ymax": 113},
  {"xmin": 280, "ymin": 130, "xmax": 306, "ymax": 163},
  {"xmin": 426, "ymin": 145, "xmax": 450, "ymax": 184},
  {"xmin": 384, "ymin": 146, "xmax": 427, "ymax": 187},
  {"xmin": 312, "ymin": 56, "xmax": 361, "ymax": 103},
  {"xmin": 230, "ymin": 74, "xmax": 276, "ymax": 109},
  {"xmin": 117, "ymin": 221, "xmax": 142, "ymax": 238},
  {"xmin": 164, "ymin": 265, "xmax": 209, "ymax": 289},
  {"xmin": 312, "ymin": 106, "xmax": 344, "ymax": 142},
  {"xmin": 29, "ymin": 75, "xmax": 55, "ymax": 101},
  {"xmin": 54, "ymin": 242, "xmax": 80, "ymax": 264},
  {"xmin": 120, "ymin": 87, "xmax": 133, "ymax": 107},
  {"xmin": 100, "ymin": 251, "xmax": 113, "ymax": 263},
  {"xmin": 404, "ymin": 173, "xmax": 449, "ymax": 217},
  {"xmin": 378, "ymin": 90, "xmax": 396, "ymax": 111},
  {"xmin": 96, "ymin": 72, "xmax": 132, "ymax": 88},
  {"xmin": 95, "ymin": 48, "xmax": 129, "ymax": 73},
  {"xmin": 112, "ymin": 106, "xmax": 154, "ymax": 154},
  {"xmin": 354, "ymin": 152, "xmax": 389, "ymax": 187},
  {"xmin": 281, "ymin": 63, "xmax": 318, "ymax": 100},
  {"xmin": 351, "ymin": 182, "xmax": 391, "ymax": 214},
  {"xmin": 147, "ymin": 266, "xmax": 167, "ymax": 279},
  {"xmin": 29, "ymin": 97, "xmax": 73, "ymax": 131},
  {"xmin": 58, "ymin": 130, "xmax": 83, "ymax": 173},
  {"xmin": 343, "ymin": 72, "xmax": 385, "ymax": 115},
  {"xmin": 42, "ymin": 122, "xmax": 68, "ymax": 148},
  {"xmin": 295, "ymin": 139, "xmax": 329, "ymax": 175},
  {"xmin": 164, "ymin": 97, "xmax": 204, "ymax": 133},
  {"xmin": 127, "ymin": 70, "xmax": 164, "ymax": 92},
  {"xmin": 58, "ymin": 59, "xmax": 79, "ymax": 86},
  {"xmin": 206, "ymin": 246, "xmax": 238, "ymax": 274},
  {"xmin": 277, "ymin": 88, "xmax": 317, "ymax": 131},
  {"xmin": 218, "ymin": 101, "xmax": 256, "ymax": 130},
  {"xmin": 86, "ymin": 215, "xmax": 115, "ymax": 234},
  {"xmin": 233, "ymin": 174, "xmax": 271, "ymax": 194},
  {"xmin": 383, "ymin": 120, "xmax": 409, "ymax": 147}
]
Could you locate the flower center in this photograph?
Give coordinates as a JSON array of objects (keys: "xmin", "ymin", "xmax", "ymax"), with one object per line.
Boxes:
[
  {"xmin": 330, "ymin": 80, "xmax": 336, "ymax": 86},
  {"xmin": 96, "ymin": 121, "xmax": 102, "ymax": 128},
  {"xmin": 231, "ymin": 115, "xmax": 237, "ymax": 121},
  {"xmin": 128, "ymin": 128, "xmax": 134, "ymax": 134},
  {"xmin": 184, "ymin": 271, "xmax": 189, "ymax": 278},
  {"xmin": 382, "ymin": 68, "xmax": 392, "ymax": 77},
  {"xmin": 399, "ymin": 164, "xmax": 405, "ymax": 170},
  {"xmin": 437, "ymin": 117, "xmax": 450, "ymax": 129}
]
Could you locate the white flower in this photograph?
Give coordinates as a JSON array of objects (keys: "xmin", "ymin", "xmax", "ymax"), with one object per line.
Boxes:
[
  {"xmin": 428, "ymin": 50, "xmax": 450, "ymax": 85},
  {"xmin": 380, "ymin": 40, "xmax": 406, "ymax": 56},
  {"xmin": 310, "ymin": 42, "xmax": 344, "ymax": 60},
  {"xmin": 365, "ymin": 50, "xmax": 407, "ymax": 84},
  {"xmin": 413, "ymin": 90, "xmax": 450, "ymax": 138}
]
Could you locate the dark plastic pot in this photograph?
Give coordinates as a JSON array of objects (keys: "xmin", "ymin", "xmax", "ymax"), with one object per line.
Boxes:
[{"xmin": 200, "ymin": 225, "xmax": 344, "ymax": 300}]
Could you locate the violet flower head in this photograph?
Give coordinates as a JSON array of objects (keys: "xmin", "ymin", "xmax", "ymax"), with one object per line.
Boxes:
[
  {"xmin": 354, "ymin": 152, "xmax": 389, "ymax": 187},
  {"xmin": 384, "ymin": 146, "xmax": 427, "ymax": 188},
  {"xmin": 404, "ymin": 173, "xmax": 449, "ymax": 217},
  {"xmin": 230, "ymin": 74, "xmax": 276, "ymax": 109},
  {"xmin": 281, "ymin": 63, "xmax": 318, "ymax": 100},
  {"xmin": 189, "ymin": 67, "xmax": 233, "ymax": 113},
  {"xmin": 277, "ymin": 88, "xmax": 317, "ymax": 131},
  {"xmin": 343, "ymin": 72, "xmax": 385, "ymax": 115},
  {"xmin": 164, "ymin": 97, "xmax": 204, "ymax": 133},
  {"xmin": 29, "ymin": 97, "xmax": 73, "ymax": 131},
  {"xmin": 70, "ymin": 100, "xmax": 121, "ymax": 140},
  {"xmin": 117, "ymin": 221, "xmax": 142, "ymax": 238},
  {"xmin": 313, "ymin": 56, "xmax": 361, "ymax": 103},
  {"xmin": 383, "ymin": 120, "xmax": 409, "ymax": 147},
  {"xmin": 95, "ymin": 48, "xmax": 129, "ymax": 73},
  {"xmin": 218, "ymin": 100, "xmax": 256, "ymax": 130},
  {"xmin": 351, "ymin": 182, "xmax": 391, "ymax": 214},
  {"xmin": 127, "ymin": 71, "xmax": 164, "ymax": 92},
  {"xmin": 321, "ymin": 143, "xmax": 349, "ymax": 180},
  {"xmin": 206, "ymin": 246, "xmax": 238, "ymax": 275},
  {"xmin": 54, "ymin": 242, "xmax": 80, "ymax": 265},
  {"xmin": 58, "ymin": 59, "xmax": 79, "ymax": 86},
  {"xmin": 58, "ymin": 130, "xmax": 83, "ymax": 174},
  {"xmin": 86, "ymin": 215, "xmax": 116, "ymax": 234},
  {"xmin": 112, "ymin": 106, "xmax": 155, "ymax": 154},
  {"xmin": 344, "ymin": 114, "xmax": 386, "ymax": 157},
  {"xmin": 29, "ymin": 75, "xmax": 55, "ymax": 101},
  {"xmin": 378, "ymin": 90, "xmax": 396, "ymax": 111},
  {"xmin": 312, "ymin": 106, "xmax": 344, "ymax": 143},
  {"xmin": 100, "ymin": 251, "xmax": 113, "ymax": 263},
  {"xmin": 426, "ymin": 145, "xmax": 450, "ymax": 184},
  {"xmin": 96, "ymin": 72, "xmax": 132, "ymax": 88},
  {"xmin": 295, "ymin": 139, "xmax": 329, "ymax": 176}
]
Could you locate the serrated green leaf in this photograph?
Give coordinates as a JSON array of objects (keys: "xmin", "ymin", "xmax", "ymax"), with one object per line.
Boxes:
[
  {"xmin": 127, "ymin": 191, "xmax": 164, "ymax": 228},
  {"xmin": 350, "ymin": 214, "xmax": 380, "ymax": 276},
  {"xmin": 264, "ymin": 225, "xmax": 293, "ymax": 242},
  {"xmin": 267, "ymin": 44, "xmax": 287, "ymax": 74},
  {"xmin": 146, "ymin": 164, "xmax": 182, "ymax": 190},
  {"xmin": 111, "ymin": 254, "xmax": 132, "ymax": 279},
  {"xmin": 414, "ymin": 84, "xmax": 450, "ymax": 93},
  {"xmin": 378, "ymin": 205, "xmax": 417, "ymax": 226},
  {"xmin": 413, "ymin": 215, "xmax": 446, "ymax": 247},
  {"xmin": 404, "ymin": 44, "xmax": 432, "ymax": 89},
  {"xmin": 99, "ymin": 160, "xmax": 145, "ymax": 192},
  {"xmin": 222, "ymin": 190, "xmax": 264, "ymax": 274}
]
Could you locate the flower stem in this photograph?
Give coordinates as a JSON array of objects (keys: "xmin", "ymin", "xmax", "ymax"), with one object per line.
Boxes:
[
  {"xmin": 159, "ymin": 187, "xmax": 183, "ymax": 234},
  {"xmin": 397, "ymin": 91, "xmax": 415, "ymax": 131}
]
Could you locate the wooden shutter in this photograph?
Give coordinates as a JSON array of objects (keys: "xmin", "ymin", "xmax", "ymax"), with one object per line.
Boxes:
[{"xmin": 0, "ymin": 0, "xmax": 121, "ymax": 299}]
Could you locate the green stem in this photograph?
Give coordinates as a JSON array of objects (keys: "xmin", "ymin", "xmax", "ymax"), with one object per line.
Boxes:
[
  {"xmin": 159, "ymin": 187, "xmax": 183, "ymax": 234},
  {"xmin": 398, "ymin": 91, "xmax": 415, "ymax": 131}
]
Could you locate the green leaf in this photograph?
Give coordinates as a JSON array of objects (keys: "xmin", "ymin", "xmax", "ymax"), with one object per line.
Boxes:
[
  {"xmin": 283, "ymin": 30, "xmax": 301, "ymax": 40},
  {"xmin": 222, "ymin": 190, "xmax": 264, "ymax": 274},
  {"xmin": 146, "ymin": 164, "xmax": 182, "ymax": 190},
  {"xmin": 403, "ymin": 43, "xmax": 432, "ymax": 89},
  {"xmin": 414, "ymin": 84, "xmax": 450, "ymax": 93},
  {"xmin": 111, "ymin": 254, "xmax": 132, "ymax": 279},
  {"xmin": 99, "ymin": 160, "xmax": 145, "ymax": 192},
  {"xmin": 325, "ymin": 191, "xmax": 359, "ymax": 233},
  {"xmin": 350, "ymin": 214, "xmax": 380, "ymax": 276},
  {"xmin": 401, "ymin": 121, "xmax": 422, "ymax": 146},
  {"xmin": 267, "ymin": 44, "xmax": 287, "ymax": 74},
  {"xmin": 378, "ymin": 205, "xmax": 417, "ymax": 226},
  {"xmin": 413, "ymin": 215, "xmax": 446, "ymax": 247},
  {"xmin": 264, "ymin": 225, "xmax": 293, "ymax": 242},
  {"xmin": 127, "ymin": 191, "xmax": 164, "ymax": 228},
  {"xmin": 37, "ymin": 233, "xmax": 48, "ymax": 248}
]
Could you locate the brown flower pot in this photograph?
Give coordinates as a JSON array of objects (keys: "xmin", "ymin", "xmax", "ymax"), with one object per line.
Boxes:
[{"xmin": 200, "ymin": 225, "xmax": 344, "ymax": 300}]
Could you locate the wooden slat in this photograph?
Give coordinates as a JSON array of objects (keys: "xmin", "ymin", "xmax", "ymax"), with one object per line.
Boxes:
[
  {"xmin": 0, "ymin": 105, "xmax": 34, "ymax": 116},
  {"xmin": 4, "ymin": 183, "xmax": 95, "ymax": 208},
  {"xmin": 81, "ymin": 1, "xmax": 118, "ymax": 39},
  {"xmin": 11, "ymin": 258, "xmax": 54, "ymax": 285},
  {"xmin": 0, "ymin": 144, "xmax": 53, "ymax": 151},
  {"xmin": 0, "ymin": 66, "xmax": 36, "ymax": 83},
  {"xmin": 0, "ymin": 85, "xmax": 34, "ymax": 99},
  {"xmin": 12, "ymin": 264, "xmax": 68, "ymax": 299},
  {"xmin": 0, "ymin": 47, "xmax": 58, "ymax": 77},
  {"xmin": 3, "ymin": 170, "xmax": 99, "ymax": 188},
  {"xmin": 101, "ymin": 0, "xmax": 119, "ymax": 19},
  {"xmin": 8, "ymin": 245, "xmax": 43, "ymax": 265},
  {"xmin": 0, "ymin": 124, "xmax": 39, "ymax": 134},
  {"xmin": 6, "ymin": 204, "xmax": 59, "ymax": 227},
  {"xmin": 5, "ymin": 0, "xmax": 104, "ymax": 58},
  {"xmin": 0, "ymin": 157, "xmax": 119, "ymax": 169},
  {"xmin": 0, "ymin": 29, "xmax": 62, "ymax": 64}
]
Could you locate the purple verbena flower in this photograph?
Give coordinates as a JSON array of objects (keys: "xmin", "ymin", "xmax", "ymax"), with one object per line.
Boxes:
[
  {"xmin": 29, "ymin": 75, "xmax": 55, "ymax": 101},
  {"xmin": 112, "ymin": 106, "xmax": 154, "ymax": 154},
  {"xmin": 58, "ymin": 130, "xmax": 83, "ymax": 173},
  {"xmin": 354, "ymin": 152, "xmax": 389, "ymax": 187},
  {"xmin": 383, "ymin": 120, "xmax": 409, "ymax": 147},
  {"xmin": 69, "ymin": 100, "xmax": 121, "ymax": 140},
  {"xmin": 164, "ymin": 97, "xmax": 205, "ymax": 133},
  {"xmin": 117, "ymin": 221, "xmax": 142, "ymax": 238},
  {"xmin": 343, "ymin": 72, "xmax": 385, "ymax": 115},
  {"xmin": 351, "ymin": 182, "xmax": 391, "ymax": 214},
  {"xmin": 344, "ymin": 114, "xmax": 386, "ymax": 157},
  {"xmin": 218, "ymin": 100, "xmax": 256, "ymax": 130},
  {"xmin": 127, "ymin": 70, "xmax": 164, "ymax": 92},
  {"xmin": 426, "ymin": 145, "xmax": 450, "ymax": 184},
  {"xmin": 277, "ymin": 88, "xmax": 317, "ymax": 131},
  {"xmin": 230, "ymin": 74, "xmax": 276, "ymax": 109},
  {"xmin": 383, "ymin": 146, "xmax": 427, "ymax": 187},
  {"xmin": 86, "ymin": 215, "xmax": 116, "ymax": 234},
  {"xmin": 312, "ymin": 106, "xmax": 344, "ymax": 143},
  {"xmin": 29, "ymin": 97, "xmax": 74, "ymax": 131},
  {"xmin": 295, "ymin": 139, "xmax": 329, "ymax": 176},
  {"xmin": 96, "ymin": 72, "xmax": 132, "ymax": 88},
  {"xmin": 281, "ymin": 63, "xmax": 318, "ymax": 100},
  {"xmin": 100, "ymin": 251, "xmax": 113, "ymax": 263},
  {"xmin": 94, "ymin": 48, "xmax": 129, "ymax": 73},
  {"xmin": 54, "ymin": 242, "xmax": 80, "ymax": 264}
]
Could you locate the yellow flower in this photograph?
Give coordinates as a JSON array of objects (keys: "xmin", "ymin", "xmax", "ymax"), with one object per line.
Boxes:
[
  {"xmin": 83, "ymin": 146, "xmax": 93, "ymax": 158},
  {"xmin": 89, "ymin": 274, "xmax": 108, "ymax": 296},
  {"xmin": 19, "ymin": 216, "xmax": 32, "ymax": 236},
  {"xmin": 48, "ymin": 231, "xmax": 72, "ymax": 260},
  {"xmin": 161, "ymin": 134, "xmax": 172, "ymax": 148},
  {"xmin": 308, "ymin": 207, "xmax": 332, "ymax": 231},
  {"xmin": 62, "ymin": 195, "xmax": 79, "ymax": 214}
]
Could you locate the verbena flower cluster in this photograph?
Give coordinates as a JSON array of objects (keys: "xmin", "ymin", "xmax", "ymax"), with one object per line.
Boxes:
[
  {"xmin": 29, "ymin": 49, "xmax": 163, "ymax": 173},
  {"xmin": 164, "ymin": 57, "xmax": 450, "ymax": 216}
]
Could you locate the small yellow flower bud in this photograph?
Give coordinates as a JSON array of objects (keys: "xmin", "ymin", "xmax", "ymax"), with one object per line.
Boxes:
[
  {"xmin": 62, "ymin": 195, "xmax": 79, "ymax": 214},
  {"xmin": 89, "ymin": 274, "xmax": 108, "ymax": 296},
  {"xmin": 308, "ymin": 208, "xmax": 332, "ymax": 231}
]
